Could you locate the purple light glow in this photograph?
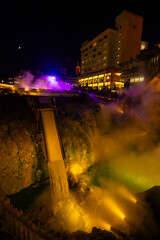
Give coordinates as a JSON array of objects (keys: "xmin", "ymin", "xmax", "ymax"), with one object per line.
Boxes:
[
  {"xmin": 15, "ymin": 71, "xmax": 73, "ymax": 92},
  {"xmin": 48, "ymin": 76, "xmax": 57, "ymax": 85}
]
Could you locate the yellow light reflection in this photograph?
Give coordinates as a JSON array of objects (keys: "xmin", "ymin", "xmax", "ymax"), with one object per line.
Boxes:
[
  {"xmin": 118, "ymin": 187, "xmax": 137, "ymax": 203},
  {"xmin": 97, "ymin": 218, "xmax": 111, "ymax": 231},
  {"xmin": 55, "ymin": 198, "xmax": 93, "ymax": 233},
  {"xmin": 115, "ymin": 73, "xmax": 121, "ymax": 76},
  {"xmin": 116, "ymin": 107, "xmax": 124, "ymax": 114},
  {"xmin": 70, "ymin": 164, "xmax": 83, "ymax": 176},
  {"xmin": 0, "ymin": 83, "xmax": 14, "ymax": 88},
  {"xmin": 119, "ymin": 109, "xmax": 124, "ymax": 114},
  {"xmin": 104, "ymin": 198, "xmax": 125, "ymax": 220}
]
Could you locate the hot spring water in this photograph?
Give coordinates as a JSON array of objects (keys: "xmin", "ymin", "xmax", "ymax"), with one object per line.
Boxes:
[
  {"xmin": 40, "ymin": 110, "xmax": 69, "ymax": 204},
  {"xmin": 48, "ymin": 161, "xmax": 69, "ymax": 203}
]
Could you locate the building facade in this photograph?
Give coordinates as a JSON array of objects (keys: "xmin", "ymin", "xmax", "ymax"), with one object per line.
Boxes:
[
  {"xmin": 115, "ymin": 10, "xmax": 143, "ymax": 64},
  {"xmin": 78, "ymin": 71, "xmax": 123, "ymax": 91},
  {"xmin": 79, "ymin": 10, "xmax": 143, "ymax": 91},
  {"xmin": 80, "ymin": 28, "xmax": 117, "ymax": 76},
  {"xmin": 120, "ymin": 47, "xmax": 160, "ymax": 86}
]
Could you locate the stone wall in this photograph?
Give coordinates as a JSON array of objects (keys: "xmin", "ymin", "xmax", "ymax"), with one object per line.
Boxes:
[
  {"xmin": 0, "ymin": 94, "xmax": 98, "ymax": 195},
  {"xmin": 0, "ymin": 95, "xmax": 49, "ymax": 195}
]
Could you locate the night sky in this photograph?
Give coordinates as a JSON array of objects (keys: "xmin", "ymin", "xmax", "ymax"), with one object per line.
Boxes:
[{"xmin": 0, "ymin": 0, "xmax": 160, "ymax": 77}]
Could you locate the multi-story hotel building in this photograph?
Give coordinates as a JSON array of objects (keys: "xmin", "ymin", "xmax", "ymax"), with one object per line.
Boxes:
[
  {"xmin": 80, "ymin": 28, "xmax": 117, "ymax": 76},
  {"xmin": 115, "ymin": 10, "xmax": 143, "ymax": 64},
  {"xmin": 79, "ymin": 10, "xmax": 143, "ymax": 91}
]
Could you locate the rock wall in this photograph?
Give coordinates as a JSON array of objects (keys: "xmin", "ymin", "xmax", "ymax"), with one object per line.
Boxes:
[
  {"xmin": 0, "ymin": 95, "xmax": 48, "ymax": 195},
  {"xmin": 0, "ymin": 94, "xmax": 99, "ymax": 195},
  {"xmin": 56, "ymin": 96, "xmax": 99, "ymax": 176}
]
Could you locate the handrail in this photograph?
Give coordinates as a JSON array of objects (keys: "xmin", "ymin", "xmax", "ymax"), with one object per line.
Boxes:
[{"xmin": 0, "ymin": 190, "xmax": 53, "ymax": 240}]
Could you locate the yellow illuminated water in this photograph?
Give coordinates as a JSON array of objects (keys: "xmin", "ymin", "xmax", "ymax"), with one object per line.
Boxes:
[{"xmin": 41, "ymin": 110, "xmax": 69, "ymax": 204}]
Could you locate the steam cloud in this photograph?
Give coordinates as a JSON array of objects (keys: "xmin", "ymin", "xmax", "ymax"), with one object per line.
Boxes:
[
  {"xmin": 29, "ymin": 82, "xmax": 160, "ymax": 235},
  {"xmin": 92, "ymin": 83, "xmax": 160, "ymax": 193},
  {"xmin": 56, "ymin": 83, "xmax": 160, "ymax": 233},
  {"xmin": 15, "ymin": 70, "xmax": 73, "ymax": 91},
  {"xmin": 52, "ymin": 83, "xmax": 160, "ymax": 234}
]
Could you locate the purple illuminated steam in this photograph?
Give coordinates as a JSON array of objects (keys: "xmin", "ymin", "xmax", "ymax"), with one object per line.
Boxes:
[{"xmin": 15, "ymin": 71, "xmax": 73, "ymax": 91}]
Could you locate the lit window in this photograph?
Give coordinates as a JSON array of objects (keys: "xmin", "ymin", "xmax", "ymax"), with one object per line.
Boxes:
[
  {"xmin": 135, "ymin": 78, "xmax": 139, "ymax": 82},
  {"xmin": 140, "ymin": 77, "xmax": 144, "ymax": 81},
  {"xmin": 130, "ymin": 78, "xmax": 135, "ymax": 83}
]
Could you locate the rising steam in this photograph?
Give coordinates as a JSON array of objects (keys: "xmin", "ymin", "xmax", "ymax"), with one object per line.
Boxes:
[
  {"xmin": 15, "ymin": 70, "xmax": 73, "ymax": 91},
  {"xmin": 92, "ymin": 83, "xmax": 160, "ymax": 193},
  {"xmin": 55, "ymin": 83, "xmax": 160, "ymax": 233},
  {"xmin": 31, "ymin": 83, "xmax": 160, "ymax": 235}
]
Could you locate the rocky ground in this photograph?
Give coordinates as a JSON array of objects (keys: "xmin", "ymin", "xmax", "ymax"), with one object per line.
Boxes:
[
  {"xmin": 0, "ymin": 94, "xmax": 98, "ymax": 195},
  {"xmin": 0, "ymin": 95, "xmax": 49, "ymax": 195},
  {"xmin": 10, "ymin": 183, "xmax": 160, "ymax": 240},
  {"xmin": 1, "ymin": 94, "xmax": 160, "ymax": 240},
  {"xmin": 55, "ymin": 95, "xmax": 99, "ymax": 176}
]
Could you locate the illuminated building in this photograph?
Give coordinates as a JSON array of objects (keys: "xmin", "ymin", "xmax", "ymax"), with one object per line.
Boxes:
[
  {"xmin": 79, "ymin": 10, "xmax": 143, "ymax": 91},
  {"xmin": 79, "ymin": 71, "xmax": 124, "ymax": 91},
  {"xmin": 115, "ymin": 10, "xmax": 143, "ymax": 64},
  {"xmin": 80, "ymin": 28, "xmax": 117, "ymax": 76},
  {"xmin": 120, "ymin": 47, "xmax": 160, "ymax": 87},
  {"xmin": 140, "ymin": 41, "xmax": 149, "ymax": 51}
]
